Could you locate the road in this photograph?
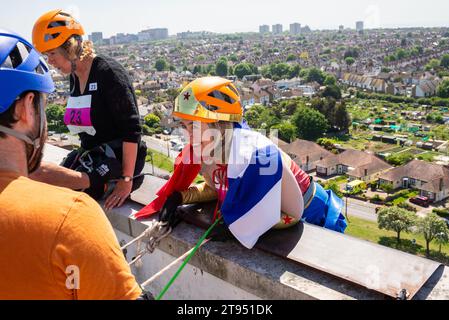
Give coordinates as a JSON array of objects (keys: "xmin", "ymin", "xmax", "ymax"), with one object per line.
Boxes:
[
  {"xmin": 142, "ymin": 136, "xmax": 180, "ymax": 160},
  {"xmin": 343, "ymin": 198, "xmax": 378, "ymax": 222}
]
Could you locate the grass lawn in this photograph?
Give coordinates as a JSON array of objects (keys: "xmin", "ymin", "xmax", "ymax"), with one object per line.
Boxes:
[
  {"xmin": 146, "ymin": 149, "xmax": 174, "ymax": 173},
  {"xmin": 346, "ymin": 216, "xmax": 449, "ymax": 265},
  {"xmin": 416, "ymin": 151, "xmax": 440, "ymax": 162}
]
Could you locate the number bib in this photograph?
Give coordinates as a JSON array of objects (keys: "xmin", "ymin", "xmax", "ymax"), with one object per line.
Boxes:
[{"xmin": 64, "ymin": 95, "xmax": 97, "ymax": 136}]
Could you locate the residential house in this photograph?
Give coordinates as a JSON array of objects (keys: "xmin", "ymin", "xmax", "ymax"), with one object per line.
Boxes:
[
  {"xmin": 284, "ymin": 139, "xmax": 334, "ymax": 172},
  {"xmin": 316, "ymin": 149, "xmax": 392, "ymax": 181},
  {"xmin": 378, "ymin": 160, "xmax": 449, "ymax": 202}
]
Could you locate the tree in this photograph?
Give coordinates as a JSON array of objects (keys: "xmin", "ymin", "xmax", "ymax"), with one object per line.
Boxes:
[
  {"xmin": 286, "ymin": 53, "xmax": 297, "ymax": 62},
  {"xmin": 304, "ymin": 68, "xmax": 325, "ymax": 85},
  {"xmin": 334, "ymin": 103, "xmax": 351, "ymax": 131},
  {"xmin": 289, "ymin": 64, "xmax": 301, "ymax": 78},
  {"xmin": 440, "ymin": 54, "xmax": 449, "ymax": 68},
  {"xmin": 271, "ymin": 121, "xmax": 297, "ymax": 142},
  {"xmin": 437, "ymin": 80, "xmax": 449, "ymax": 98},
  {"xmin": 46, "ymin": 104, "xmax": 67, "ymax": 133},
  {"xmin": 377, "ymin": 206, "xmax": 417, "ymax": 243},
  {"xmin": 435, "ymin": 230, "xmax": 449, "ymax": 254},
  {"xmin": 323, "ymin": 75, "xmax": 337, "ymax": 86},
  {"xmin": 155, "ymin": 58, "xmax": 169, "ymax": 72},
  {"xmin": 426, "ymin": 59, "xmax": 441, "ymax": 71},
  {"xmin": 395, "ymin": 48, "xmax": 408, "ymax": 60},
  {"xmin": 192, "ymin": 65, "xmax": 203, "ymax": 75},
  {"xmin": 322, "ymin": 84, "xmax": 342, "ymax": 100},
  {"xmin": 292, "ymin": 107, "xmax": 329, "ymax": 141},
  {"xmin": 144, "ymin": 114, "xmax": 161, "ymax": 128},
  {"xmin": 344, "ymin": 47, "xmax": 360, "ymax": 59},
  {"xmin": 234, "ymin": 63, "xmax": 253, "ymax": 79},
  {"xmin": 417, "ymin": 213, "xmax": 449, "ymax": 256},
  {"xmin": 215, "ymin": 57, "xmax": 228, "ymax": 77},
  {"xmin": 345, "ymin": 57, "xmax": 355, "ymax": 66}
]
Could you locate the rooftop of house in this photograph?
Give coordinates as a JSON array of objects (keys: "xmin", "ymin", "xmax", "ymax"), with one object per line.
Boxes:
[{"xmin": 380, "ymin": 159, "xmax": 449, "ymax": 185}]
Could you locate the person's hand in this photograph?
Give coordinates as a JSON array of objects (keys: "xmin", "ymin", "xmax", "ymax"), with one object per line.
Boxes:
[
  {"xmin": 159, "ymin": 192, "xmax": 183, "ymax": 228},
  {"xmin": 104, "ymin": 179, "xmax": 133, "ymax": 210}
]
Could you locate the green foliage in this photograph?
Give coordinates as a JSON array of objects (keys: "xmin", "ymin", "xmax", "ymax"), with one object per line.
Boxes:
[
  {"xmin": 192, "ymin": 65, "xmax": 203, "ymax": 74},
  {"xmin": 377, "ymin": 206, "xmax": 417, "ymax": 243},
  {"xmin": 334, "ymin": 103, "xmax": 351, "ymax": 131},
  {"xmin": 322, "ymin": 84, "xmax": 342, "ymax": 100},
  {"xmin": 386, "ymin": 152, "xmax": 414, "ymax": 166},
  {"xmin": 243, "ymin": 104, "xmax": 281, "ymax": 129},
  {"xmin": 379, "ymin": 183, "xmax": 394, "ymax": 193},
  {"xmin": 292, "ymin": 107, "xmax": 329, "ymax": 141},
  {"xmin": 426, "ymin": 111, "xmax": 444, "ymax": 124},
  {"xmin": 261, "ymin": 62, "xmax": 299, "ymax": 81},
  {"xmin": 155, "ymin": 58, "xmax": 169, "ymax": 71},
  {"xmin": 271, "ymin": 121, "xmax": 297, "ymax": 142},
  {"xmin": 286, "ymin": 53, "xmax": 297, "ymax": 62},
  {"xmin": 344, "ymin": 47, "xmax": 360, "ymax": 59},
  {"xmin": 317, "ymin": 138, "xmax": 336, "ymax": 150},
  {"xmin": 417, "ymin": 213, "xmax": 449, "ymax": 256},
  {"xmin": 215, "ymin": 57, "xmax": 228, "ymax": 77},
  {"xmin": 325, "ymin": 181, "xmax": 343, "ymax": 198},
  {"xmin": 441, "ymin": 54, "xmax": 449, "ymax": 68},
  {"xmin": 323, "ymin": 75, "xmax": 337, "ymax": 86},
  {"xmin": 46, "ymin": 104, "xmax": 67, "ymax": 133},
  {"xmin": 437, "ymin": 80, "xmax": 449, "ymax": 98},
  {"xmin": 303, "ymin": 67, "xmax": 326, "ymax": 85},
  {"xmin": 426, "ymin": 59, "xmax": 441, "ymax": 71},
  {"xmin": 345, "ymin": 57, "xmax": 355, "ymax": 66},
  {"xmin": 144, "ymin": 114, "xmax": 161, "ymax": 128},
  {"xmin": 233, "ymin": 62, "xmax": 258, "ymax": 79},
  {"xmin": 146, "ymin": 148, "xmax": 174, "ymax": 173}
]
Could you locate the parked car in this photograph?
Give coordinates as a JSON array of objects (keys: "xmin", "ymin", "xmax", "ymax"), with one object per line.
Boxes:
[{"xmin": 410, "ymin": 196, "xmax": 431, "ymax": 207}]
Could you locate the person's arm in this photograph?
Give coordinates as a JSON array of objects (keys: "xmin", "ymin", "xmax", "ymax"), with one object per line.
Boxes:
[
  {"xmin": 51, "ymin": 194, "xmax": 142, "ymax": 300},
  {"xmin": 181, "ymin": 182, "xmax": 218, "ymax": 204},
  {"xmin": 30, "ymin": 161, "xmax": 90, "ymax": 190},
  {"xmin": 104, "ymin": 142, "xmax": 138, "ymax": 210}
]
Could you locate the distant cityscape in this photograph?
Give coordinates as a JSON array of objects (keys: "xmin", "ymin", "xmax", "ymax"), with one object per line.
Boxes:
[{"xmin": 87, "ymin": 21, "xmax": 372, "ymax": 45}]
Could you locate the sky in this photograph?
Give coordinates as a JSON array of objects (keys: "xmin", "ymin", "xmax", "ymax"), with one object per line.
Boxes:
[{"xmin": 2, "ymin": 0, "xmax": 449, "ymax": 40}]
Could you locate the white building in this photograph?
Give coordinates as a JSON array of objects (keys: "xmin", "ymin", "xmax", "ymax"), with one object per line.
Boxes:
[
  {"xmin": 272, "ymin": 24, "xmax": 283, "ymax": 35},
  {"xmin": 289, "ymin": 23, "xmax": 301, "ymax": 35},
  {"xmin": 259, "ymin": 25, "xmax": 270, "ymax": 34}
]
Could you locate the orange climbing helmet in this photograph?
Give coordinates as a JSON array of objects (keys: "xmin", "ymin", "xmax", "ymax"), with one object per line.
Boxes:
[
  {"xmin": 32, "ymin": 9, "xmax": 85, "ymax": 53},
  {"xmin": 173, "ymin": 77, "xmax": 243, "ymax": 123}
]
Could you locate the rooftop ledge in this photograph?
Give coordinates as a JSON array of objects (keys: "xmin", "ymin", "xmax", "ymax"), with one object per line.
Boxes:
[{"xmin": 43, "ymin": 144, "xmax": 449, "ymax": 300}]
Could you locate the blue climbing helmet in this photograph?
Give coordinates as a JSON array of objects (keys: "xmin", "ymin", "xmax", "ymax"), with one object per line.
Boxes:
[{"xmin": 0, "ymin": 29, "xmax": 55, "ymax": 113}]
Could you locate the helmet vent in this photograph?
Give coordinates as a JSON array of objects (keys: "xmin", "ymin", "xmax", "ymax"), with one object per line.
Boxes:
[
  {"xmin": 44, "ymin": 33, "xmax": 61, "ymax": 42},
  {"xmin": 227, "ymin": 85, "xmax": 239, "ymax": 96},
  {"xmin": 1, "ymin": 42, "xmax": 31, "ymax": 69},
  {"xmin": 200, "ymin": 101, "xmax": 218, "ymax": 112},
  {"xmin": 48, "ymin": 21, "xmax": 69, "ymax": 29},
  {"xmin": 58, "ymin": 12, "xmax": 72, "ymax": 17},
  {"xmin": 208, "ymin": 90, "xmax": 235, "ymax": 104}
]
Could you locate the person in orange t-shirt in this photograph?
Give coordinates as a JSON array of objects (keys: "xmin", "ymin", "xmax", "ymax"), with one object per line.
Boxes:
[{"xmin": 0, "ymin": 30, "xmax": 142, "ymax": 300}]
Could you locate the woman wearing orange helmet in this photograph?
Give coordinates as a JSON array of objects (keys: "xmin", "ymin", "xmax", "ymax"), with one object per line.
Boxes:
[
  {"xmin": 31, "ymin": 10, "xmax": 147, "ymax": 209},
  {"xmin": 136, "ymin": 77, "xmax": 347, "ymax": 248}
]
